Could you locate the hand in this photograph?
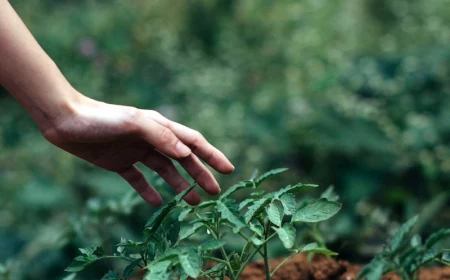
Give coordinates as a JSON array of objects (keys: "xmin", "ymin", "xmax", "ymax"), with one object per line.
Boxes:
[{"xmin": 41, "ymin": 93, "xmax": 235, "ymax": 206}]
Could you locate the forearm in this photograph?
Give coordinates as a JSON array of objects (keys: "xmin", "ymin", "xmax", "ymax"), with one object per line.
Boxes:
[{"xmin": 0, "ymin": 0, "xmax": 80, "ymax": 132}]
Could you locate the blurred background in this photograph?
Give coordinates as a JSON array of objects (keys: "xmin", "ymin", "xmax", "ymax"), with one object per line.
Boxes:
[{"xmin": 1, "ymin": 0, "xmax": 450, "ymax": 279}]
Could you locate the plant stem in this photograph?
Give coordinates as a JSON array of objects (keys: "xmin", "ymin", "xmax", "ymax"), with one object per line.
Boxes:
[
  {"xmin": 198, "ymin": 213, "xmax": 236, "ymax": 280},
  {"xmin": 263, "ymin": 220, "xmax": 271, "ymax": 280},
  {"xmin": 270, "ymin": 251, "xmax": 300, "ymax": 277}
]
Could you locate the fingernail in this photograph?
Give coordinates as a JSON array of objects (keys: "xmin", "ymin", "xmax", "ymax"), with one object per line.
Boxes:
[{"xmin": 176, "ymin": 141, "xmax": 191, "ymax": 157}]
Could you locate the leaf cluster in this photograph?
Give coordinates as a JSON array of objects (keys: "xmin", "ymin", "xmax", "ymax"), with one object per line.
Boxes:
[
  {"xmin": 357, "ymin": 216, "xmax": 450, "ymax": 280},
  {"xmin": 64, "ymin": 168, "xmax": 342, "ymax": 280}
]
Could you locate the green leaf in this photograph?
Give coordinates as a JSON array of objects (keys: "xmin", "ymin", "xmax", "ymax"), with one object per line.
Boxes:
[
  {"xmin": 123, "ymin": 258, "xmax": 142, "ymax": 278},
  {"xmin": 145, "ymin": 261, "xmax": 172, "ymax": 280},
  {"xmin": 178, "ymin": 223, "xmax": 205, "ymax": 241},
  {"xmin": 250, "ymin": 236, "xmax": 264, "ymax": 246},
  {"xmin": 387, "ymin": 215, "xmax": 418, "ymax": 253},
  {"xmin": 197, "ymin": 201, "xmax": 216, "ymax": 209},
  {"xmin": 239, "ymin": 198, "xmax": 254, "ymax": 210},
  {"xmin": 250, "ymin": 190, "xmax": 266, "ymax": 197},
  {"xmin": 274, "ymin": 183, "xmax": 318, "ymax": 198},
  {"xmin": 276, "ymin": 223, "xmax": 296, "ymax": 249},
  {"xmin": 202, "ymin": 263, "xmax": 226, "ymax": 276},
  {"xmin": 178, "ymin": 209, "xmax": 193, "ymax": 222},
  {"xmin": 217, "ymin": 201, "xmax": 246, "ymax": 231},
  {"xmin": 201, "ymin": 239, "xmax": 227, "ymax": 251},
  {"xmin": 240, "ymin": 241, "xmax": 253, "ymax": 263},
  {"xmin": 249, "ymin": 223, "xmax": 264, "ymax": 237},
  {"xmin": 65, "ymin": 261, "xmax": 89, "ymax": 273},
  {"xmin": 267, "ymin": 200, "xmax": 284, "ymax": 227},
  {"xmin": 178, "ymin": 249, "xmax": 203, "ymax": 278},
  {"xmin": 245, "ymin": 197, "xmax": 272, "ymax": 224},
  {"xmin": 279, "ymin": 193, "xmax": 297, "ymax": 215},
  {"xmin": 230, "ymin": 253, "xmax": 240, "ymax": 273},
  {"xmin": 411, "ymin": 234, "xmax": 422, "ymax": 247},
  {"xmin": 219, "ymin": 181, "xmax": 253, "ymax": 200},
  {"xmin": 300, "ymin": 242, "xmax": 337, "ymax": 255},
  {"xmin": 166, "ymin": 222, "xmax": 180, "ymax": 246},
  {"xmin": 255, "ymin": 168, "xmax": 289, "ymax": 187},
  {"xmin": 101, "ymin": 271, "xmax": 119, "ymax": 280},
  {"xmin": 425, "ymin": 228, "xmax": 450, "ymax": 249},
  {"xmin": 292, "ymin": 198, "xmax": 341, "ymax": 223},
  {"xmin": 145, "ymin": 184, "xmax": 197, "ymax": 235}
]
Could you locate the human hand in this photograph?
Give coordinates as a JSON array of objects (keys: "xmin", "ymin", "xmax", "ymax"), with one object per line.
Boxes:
[{"xmin": 41, "ymin": 92, "xmax": 234, "ymax": 206}]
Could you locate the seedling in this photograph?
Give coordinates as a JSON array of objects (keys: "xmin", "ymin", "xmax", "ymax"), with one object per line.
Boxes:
[
  {"xmin": 357, "ymin": 216, "xmax": 450, "ymax": 280},
  {"xmin": 65, "ymin": 168, "xmax": 342, "ymax": 280}
]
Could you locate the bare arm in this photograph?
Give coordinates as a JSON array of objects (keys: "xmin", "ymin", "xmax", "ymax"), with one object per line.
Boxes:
[{"xmin": 0, "ymin": 0, "xmax": 234, "ymax": 206}]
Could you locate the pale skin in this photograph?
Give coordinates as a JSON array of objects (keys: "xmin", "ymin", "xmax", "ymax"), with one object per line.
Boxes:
[{"xmin": 0, "ymin": 0, "xmax": 234, "ymax": 206}]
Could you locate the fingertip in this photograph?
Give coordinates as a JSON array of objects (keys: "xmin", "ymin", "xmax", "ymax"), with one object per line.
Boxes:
[{"xmin": 185, "ymin": 190, "xmax": 201, "ymax": 206}]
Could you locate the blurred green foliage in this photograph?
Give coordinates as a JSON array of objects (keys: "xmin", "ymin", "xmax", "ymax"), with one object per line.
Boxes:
[{"xmin": 1, "ymin": 0, "xmax": 450, "ymax": 279}]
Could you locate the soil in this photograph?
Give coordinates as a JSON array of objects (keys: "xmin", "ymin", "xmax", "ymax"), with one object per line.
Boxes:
[
  {"xmin": 239, "ymin": 254, "xmax": 450, "ymax": 280},
  {"xmin": 132, "ymin": 254, "xmax": 450, "ymax": 279}
]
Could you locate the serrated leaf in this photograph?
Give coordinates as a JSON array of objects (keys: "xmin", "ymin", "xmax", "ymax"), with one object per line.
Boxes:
[
  {"xmin": 292, "ymin": 198, "xmax": 341, "ymax": 223},
  {"xmin": 123, "ymin": 258, "xmax": 142, "ymax": 278},
  {"xmin": 217, "ymin": 201, "xmax": 246, "ymax": 231},
  {"xmin": 250, "ymin": 190, "xmax": 266, "ymax": 197},
  {"xmin": 145, "ymin": 184, "xmax": 197, "ymax": 235},
  {"xmin": 197, "ymin": 201, "xmax": 216, "ymax": 209},
  {"xmin": 300, "ymin": 242, "xmax": 337, "ymax": 255},
  {"xmin": 219, "ymin": 181, "xmax": 253, "ymax": 200},
  {"xmin": 276, "ymin": 223, "xmax": 296, "ymax": 249},
  {"xmin": 201, "ymin": 239, "xmax": 227, "ymax": 251},
  {"xmin": 267, "ymin": 200, "xmax": 284, "ymax": 227},
  {"xmin": 275, "ymin": 184, "xmax": 318, "ymax": 198},
  {"xmin": 202, "ymin": 263, "xmax": 226, "ymax": 276},
  {"xmin": 279, "ymin": 193, "xmax": 297, "ymax": 215},
  {"xmin": 255, "ymin": 168, "xmax": 289, "ymax": 187},
  {"xmin": 65, "ymin": 261, "xmax": 89, "ymax": 273},
  {"xmin": 245, "ymin": 197, "xmax": 272, "ymax": 224},
  {"xmin": 356, "ymin": 256, "xmax": 385, "ymax": 280},
  {"xmin": 249, "ymin": 223, "xmax": 264, "ymax": 237},
  {"xmin": 425, "ymin": 228, "xmax": 450, "ymax": 249},
  {"xmin": 179, "ymin": 223, "xmax": 205, "ymax": 241},
  {"xmin": 387, "ymin": 215, "xmax": 418, "ymax": 253},
  {"xmin": 100, "ymin": 271, "xmax": 120, "ymax": 280},
  {"xmin": 239, "ymin": 198, "xmax": 254, "ymax": 210},
  {"xmin": 145, "ymin": 261, "xmax": 171, "ymax": 280},
  {"xmin": 178, "ymin": 249, "xmax": 202, "ymax": 278}
]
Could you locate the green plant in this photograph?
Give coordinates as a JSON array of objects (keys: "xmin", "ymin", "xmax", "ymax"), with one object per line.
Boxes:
[
  {"xmin": 357, "ymin": 216, "xmax": 450, "ymax": 280},
  {"xmin": 64, "ymin": 168, "xmax": 341, "ymax": 280}
]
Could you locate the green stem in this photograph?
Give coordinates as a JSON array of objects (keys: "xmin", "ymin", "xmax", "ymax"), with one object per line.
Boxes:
[
  {"xmin": 198, "ymin": 214, "xmax": 236, "ymax": 280},
  {"xmin": 235, "ymin": 229, "xmax": 278, "ymax": 279},
  {"xmin": 263, "ymin": 220, "xmax": 271, "ymax": 280},
  {"xmin": 270, "ymin": 251, "xmax": 300, "ymax": 277}
]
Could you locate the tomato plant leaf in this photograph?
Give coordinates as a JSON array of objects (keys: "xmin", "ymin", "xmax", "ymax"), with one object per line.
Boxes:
[
  {"xmin": 179, "ymin": 223, "xmax": 205, "ymax": 241},
  {"xmin": 255, "ymin": 168, "xmax": 288, "ymax": 187},
  {"xmin": 424, "ymin": 228, "xmax": 450, "ymax": 249},
  {"xmin": 245, "ymin": 196, "xmax": 272, "ymax": 224},
  {"xmin": 200, "ymin": 239, "xmax": 227, "ymax": 251},
  {"xmin": 299, "ymin": 242, "xmax": 337, "ymax": 255},
  {"xmin": 387, "ymin": 215, "xmax": 418, "ymax": 253},
  {"xmin": 239, "ymin": 198, "xmax": 254, "ymax": 210},
  {"xmin": 217, "ymin": 201, "xmax": 246, "ymax": 231},
  {"xmin": 276, "ymin": 223, "xmax": 296, "ymax": 249},
  {"xmin": 144, "ymin": 260, "xmax": 171, "ymax": 280},
  {"xmin": 178, "ymin": 249, "xmax": 202, "ymax": 278},
  {"xmin": 279, "ymin": 193, "xmax": 297, "ymax": 215},
  {"xmin": 291, "ymin": 198, "xmax": 341, "ymax": 223},
  {"xmin": 219, "ymin": 181, "xmax": 253, "ymax": 200},
  {"xmin": 267, "ymin": 200, "xmax": 284, "ymax": 227},
  {"xmin": 274, "ymin": 183, "xmax": 318, "ymax": 198}
]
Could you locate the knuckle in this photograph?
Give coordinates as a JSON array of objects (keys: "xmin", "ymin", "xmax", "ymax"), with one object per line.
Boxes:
[
  {"xmin": 158, "ymin": 127, "xmax": 175, "ymax": 145},
  {"xmin": 123, "ymin": 107, "xmax": 142, "ymax": 134}
]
